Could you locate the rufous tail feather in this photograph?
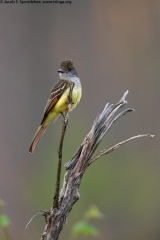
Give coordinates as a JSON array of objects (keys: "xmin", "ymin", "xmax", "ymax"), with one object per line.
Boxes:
[{"xmin": 29, "ymin": 125, "xmax": 46, "ymax": 153}]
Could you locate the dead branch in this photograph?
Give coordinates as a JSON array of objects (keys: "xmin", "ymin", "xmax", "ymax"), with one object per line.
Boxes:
[{"xmin": 40, "ymin": 90, "xmax": 154, "ymax": 240}]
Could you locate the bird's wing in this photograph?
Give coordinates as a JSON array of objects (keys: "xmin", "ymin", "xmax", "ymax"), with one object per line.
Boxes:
[{"xmin": 41, "ymin": 80, "xmax": 69, "ymax": 124}]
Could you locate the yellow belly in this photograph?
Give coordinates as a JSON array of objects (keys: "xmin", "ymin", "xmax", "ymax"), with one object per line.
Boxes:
[{"xmin": 43, "ymin": 85, "xmax": 82, "ymax": 127}]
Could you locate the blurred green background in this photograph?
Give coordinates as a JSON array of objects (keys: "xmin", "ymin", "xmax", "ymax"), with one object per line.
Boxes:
[{"xmin": 0, "ymin": 1, "xmax": 160, "ymax": 239}]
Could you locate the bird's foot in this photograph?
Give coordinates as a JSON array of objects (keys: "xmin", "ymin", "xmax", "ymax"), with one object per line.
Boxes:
[
  {"xmin": 61, "ymin": 112, "xmax": 69, "ymax": 126},
  {"xmin": 64, "ymin": 115, "xmax": 69, "ymax": 126}
]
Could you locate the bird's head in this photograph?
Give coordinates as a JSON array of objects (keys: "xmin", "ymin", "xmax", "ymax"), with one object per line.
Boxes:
[{"xmin": 57, "ymin": 59, "xmax": 78, "ymax": 79}]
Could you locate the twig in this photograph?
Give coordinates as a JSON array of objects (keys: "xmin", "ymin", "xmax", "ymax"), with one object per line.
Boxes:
[
  {"xmin": 53, "ymin": 83, "xmax": 74, "ymax": 208},
  {"xmin": 25, "ymin": 212, "xmax": 43, "ymax": 229},
  {"xmin": 53, "ymin": 124, "xmax": 67, "ymax": 208},
  {"xmin": 91, "ymin": 134, "xmax": 154, "ymax": 163}
]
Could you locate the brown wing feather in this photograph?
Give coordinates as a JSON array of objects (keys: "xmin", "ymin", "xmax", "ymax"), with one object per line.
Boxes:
[
  {"xmin": 40, "ymin": 80, "xmax": 69, "ymax": 124},
  {"xmin": 29, "ymin": 80, "xmax": 70, "ymax": 153}
]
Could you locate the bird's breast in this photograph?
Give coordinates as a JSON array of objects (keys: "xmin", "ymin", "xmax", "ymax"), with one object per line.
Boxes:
[
  {"xmin": 71, "ymin": 85, "xmax": 82, "ymax": 110},
  {"xmin": 53, "ymin": 84, "xmax": 82, "ymax": 113}
]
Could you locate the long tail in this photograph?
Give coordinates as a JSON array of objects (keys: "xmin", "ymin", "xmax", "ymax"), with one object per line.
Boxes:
[{"xmin": 29, "ymin": 125, "xmax": 46, "ymax": 153}]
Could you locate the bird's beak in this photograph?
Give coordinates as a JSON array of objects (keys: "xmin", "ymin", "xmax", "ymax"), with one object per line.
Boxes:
[{"xmin": 57, "ymin": 68, "xmax": 65, "ymax": 73}]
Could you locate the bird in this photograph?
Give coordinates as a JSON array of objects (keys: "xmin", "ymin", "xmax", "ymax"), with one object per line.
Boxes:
[{"xmin": 29, "ymin": 59, "xmax": 82, "ymax": 153}]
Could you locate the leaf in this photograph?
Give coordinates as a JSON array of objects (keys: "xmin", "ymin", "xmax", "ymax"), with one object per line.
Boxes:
[
  {"xmin": 71, "ymin": 220, "xmax": 99, "ymax": 237},
  {"xmin": 84, "ymin": 205, "xmax": 104, "ymax": 220},
  {"xmin": 0, "ymin": 214, "xmax": 10, "ymax": 227}
]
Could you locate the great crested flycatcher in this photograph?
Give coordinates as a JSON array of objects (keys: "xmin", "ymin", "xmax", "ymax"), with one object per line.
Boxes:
[{"xmin": 29, "ymin": 59, "xmax": 82, "ymax": 153}]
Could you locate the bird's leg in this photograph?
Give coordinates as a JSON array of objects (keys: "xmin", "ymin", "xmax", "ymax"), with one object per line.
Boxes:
[{"xmin": 60, "ymin": 112, "xmax": 68, "ymax": 126}]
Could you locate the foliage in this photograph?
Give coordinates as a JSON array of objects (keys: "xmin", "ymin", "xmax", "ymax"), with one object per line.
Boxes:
[
  {"xmin": 0, "ymin": 214, "xmax": 10, "ymax": 228},
  {"xmin": 71, "ymin": 220, "xmax": 99, "ymax": 237},
  {"xmin": 70, "ymin": 205, "xmax": 104, "ymax": 239},
  {"xmin": 0, "ymin": 199, "xmax": 10, "ymax": 240}
]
